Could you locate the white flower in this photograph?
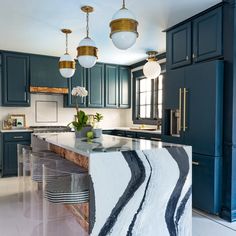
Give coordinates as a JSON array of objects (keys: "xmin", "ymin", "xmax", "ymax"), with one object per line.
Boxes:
[{"xmin": 71, "ymin": 86, "xmax": 88, "ymax": 97}]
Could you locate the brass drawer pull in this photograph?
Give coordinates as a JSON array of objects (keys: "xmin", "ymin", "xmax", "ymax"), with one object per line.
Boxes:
[
  {"xmin": 192, "ymin": 161, "xmax": 200, "ymax": 166},
  {"xmin": 13, "ymin": 136, "xmax": 24, "ymax": 139},
  {"xmin": 179, "ymin": 88, "xmax": 182, "ymax": 132},
  {"xmin": 151, "ymin": 138, "xmax": 161, "ymax": 141},
  {"xmin": 183, "ymin": 88, "xmax": 188, "ymax": 131}
]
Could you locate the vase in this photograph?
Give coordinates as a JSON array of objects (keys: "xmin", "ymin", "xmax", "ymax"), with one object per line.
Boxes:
[
  {"xmin": 93, "ymin": 128, "xmax": 102, "ymax": 138},
  {"xmin": 75, "ymin": 126, "xmax": 92, "ymax": 138}
]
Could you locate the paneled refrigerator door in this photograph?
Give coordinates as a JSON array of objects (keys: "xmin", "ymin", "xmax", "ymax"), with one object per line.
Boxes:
[
  {"xmin": 184, "ymin": 60, "xmax": 223, "ymax": 156},
  {"xmin": 162, "ymin": 67, "xmax": 185, "ymax": 144}
]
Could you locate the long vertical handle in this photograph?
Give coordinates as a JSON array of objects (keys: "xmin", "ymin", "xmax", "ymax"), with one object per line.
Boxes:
[
  {"xmin": 183, "ymin": 88, "xmax": 188, "ymax": 131},
  {"xmin": 178, "ymin": 88, "xmax": 182, "ymax": 132}
]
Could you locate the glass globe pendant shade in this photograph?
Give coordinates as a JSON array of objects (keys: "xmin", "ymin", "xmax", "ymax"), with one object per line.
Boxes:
[
  {"xmin": 143, "ymin": 60, "xmax": 161, "ymax": 79},
  {"xmin": 59, "ymin": 53, "xmax": 75, "ymax": 78},
  {"xmin": 77, "ymin": 37, "xmax": 98, "ymax": 68},
  {"xmin": 110, "ymin": 7, "xmax": 138, "ymax": 50}
]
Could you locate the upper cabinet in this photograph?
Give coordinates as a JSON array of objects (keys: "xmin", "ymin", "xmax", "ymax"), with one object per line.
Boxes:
[
  {"xmin": 64, "ymin": 63, "xmax": 87, "ymax": 108},
  {"xmin": 30, "ymin": 55, "xmax": 68, "ymax": 92},
  {"xmin": 167, "ymin": 22, "xmax": 192, "ymax": 69},
  {"xmin": 167, "ymin": 6, "xmax": 222, "ymax": 69},
  {"xmin": 119, "ymin": 66, "xmax": 131, "ymax": 108},
  {"xmin": 87, "ymin": 63, "xmax": 105, "ymax": 108},
  {"xmin": 105, "ymin": 64, "xmax": 118, "ymax": 108},
  {"xmin": 193, "ymin": 8, "xmax": 222, "ymax": 62},
  {"xmin": 1, "ymin": 52, "xmax": 30, "ymax": 106}
]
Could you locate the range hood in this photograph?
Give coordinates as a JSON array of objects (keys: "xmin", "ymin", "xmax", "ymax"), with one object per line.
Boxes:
[{"xmin": 30, "ymin": 86, "xmax": 68, "ymax": 94}]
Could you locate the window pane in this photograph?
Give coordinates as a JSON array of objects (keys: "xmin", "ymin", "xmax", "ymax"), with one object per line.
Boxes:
[
  {"xmin": 158, "ymin": 75, "xmax": 163, "ymax": 90},
  {"xmin": 140, "ymin": 79, "xmax": 146, "ymax": 92},
  {"xmin": 140, "ymin": 93, "xmax": 146, "ymax": 105},
  {"xmin": 146, "ymin": 105, "xmax": 151, "ymax": 118},
  {"xmin": 140, "ymin": 106, "xmax": 145, "ymax": 118},
  {"xmin": 146, "ymin": 92, "xmax": 151, "ymax": 105},
  {"xmin": 158, "ymin": 90, "xmax": 163, "ymax": 104},
  {"xmin": 146, "ymin": 79, "xmax": 152, "ymax": 92},
  {"xmin": 158, "ymin": 104, "xmax": 162, "ymax": 119}
]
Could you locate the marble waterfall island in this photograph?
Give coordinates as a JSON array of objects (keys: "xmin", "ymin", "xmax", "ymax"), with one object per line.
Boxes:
[{"xmin": 33, "ymin": 133, "xmax": 192, "ymax": 236}]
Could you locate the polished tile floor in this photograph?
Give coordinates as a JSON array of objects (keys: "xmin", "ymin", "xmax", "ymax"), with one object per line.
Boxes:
[{"xmin": 0, "ymin": 177, "xmax": 236, "ymax": 236}]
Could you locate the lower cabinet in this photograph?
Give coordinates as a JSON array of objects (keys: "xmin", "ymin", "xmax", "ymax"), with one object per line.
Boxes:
[
  {"xmin": 1, "ymin": 132, "xmax": 31, "ymax": 177},
  {"xmin": 192, "ymin": 154, "xmax": 222, "ymax": 214}
]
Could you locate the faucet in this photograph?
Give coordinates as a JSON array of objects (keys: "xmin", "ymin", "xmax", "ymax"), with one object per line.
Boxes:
[{"xmin": 157, "ymin": 120, "xmax": 162, "ymax": 130}]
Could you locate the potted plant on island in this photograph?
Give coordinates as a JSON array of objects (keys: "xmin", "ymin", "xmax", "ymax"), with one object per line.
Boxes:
[
  {"xmin": 68, "ymin": 86, "xmax": 92, "ymax": 138},
  {"xmin": 93, "ymin": 112, "xmax": 104, "ymax": 138}
]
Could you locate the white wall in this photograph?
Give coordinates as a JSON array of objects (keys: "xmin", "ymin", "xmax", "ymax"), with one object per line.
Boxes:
[{"xmin": 0, "ymin": 94, "xmax": 133, "ymax": 128}]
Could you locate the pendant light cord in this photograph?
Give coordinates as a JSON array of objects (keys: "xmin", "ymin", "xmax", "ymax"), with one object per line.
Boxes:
[
  {"xmin": 65, "ymin": 33, "xmax": 68, "ymax": 54},
  {"xmin": 122, "ymin": 0, "xmax": 126, "ymax": 8},
  {"xmin": 86, "ymin": 12, "xmax": 89, "ymax": 38}
]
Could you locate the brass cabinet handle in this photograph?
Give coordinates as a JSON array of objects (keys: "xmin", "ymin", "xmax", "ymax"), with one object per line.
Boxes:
[
  {"xmin": 186, "ymin": 56, "xmax": 189, "ymax": 61},
  {"xmin": 192, "ymin": 161, "xmax": 200, "ymax": 166},
  {"xmin": 192, "ymin": 53, "xmax": 196, "ymax": 59},
  {"xmin": 179, "ymin": 88, "xmax": 182, "ymax": 132},
  {"xmin": 183, "ymin": 88, "xmax": 188, "ymax": 131},
  {"xmin": 13, "ymin": 136, "xmax": 24, "ymax": 139}
]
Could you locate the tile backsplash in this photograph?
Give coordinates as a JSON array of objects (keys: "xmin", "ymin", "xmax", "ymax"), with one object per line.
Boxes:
[{"xmin": 0, "ymin": 94, "xmax": 132, "ymax": 128}]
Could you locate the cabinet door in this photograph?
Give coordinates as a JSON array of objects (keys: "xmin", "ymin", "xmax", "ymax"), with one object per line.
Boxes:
[
  {"xmin": 64, "ymin": 64, "xmax": 87, "ymax": 108},
  {"xmin": 105, "ymin": 64, "xmax": 118, "ymax": 108},
  {"xmin": 184, "ymin": 61, "xmax": 223, "ymax": 156},
  {"xmin": 30, "ymin": 55, "xmax": 67, "ymax": 88},
  {"xmin": 193, "ymin": 7, "xmax": 222, "ymax": 62},
  {"xmin": 192, "ymin": 154, "xmax": 222, "ymax": 214},
  {"xmin": 2, "ymin": 53, "xmax": 30, "ymax": 106},
  {"xmin": 87, "ymin": 63, "xmax": 104, "ymax": 108},
  {"xmin": 119, "ymin": 66, "xmax": 131, "ymax": 108},
  {"xmin": 167, "ymin": 22, "xmax": 192, "ymax": 69},
  {"xmin": 3, "ymin": 141, "xmax": 29, "ymax": 176}
]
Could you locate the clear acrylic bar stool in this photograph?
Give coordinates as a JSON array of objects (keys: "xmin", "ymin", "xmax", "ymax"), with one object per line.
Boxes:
[{"xmin": 42, "ymin": 164, "xmax": 89, "ymax": 236}]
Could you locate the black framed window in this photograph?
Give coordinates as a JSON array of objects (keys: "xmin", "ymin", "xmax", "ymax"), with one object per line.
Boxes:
[{"xmin": 133, "ymin": 71, "xmax": 164, "ymax": 125}]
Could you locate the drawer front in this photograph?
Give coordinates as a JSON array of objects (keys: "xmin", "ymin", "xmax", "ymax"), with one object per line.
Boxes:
[
  {"xmin": 3, "ymin": 132, "xmax": 31, "ymax": 142},
  {"xmin": 114, "ymin": 130, "xmax": 126, "ymax": 137},
  {"xmin": 192, "ymin": 154, "xmax": 222, "ymax": 214}
]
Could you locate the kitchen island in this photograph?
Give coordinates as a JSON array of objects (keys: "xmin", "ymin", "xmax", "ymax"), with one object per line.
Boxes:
[{"xmin": 32, "ymin": 133, "xmax": 192, "ymax": 236}]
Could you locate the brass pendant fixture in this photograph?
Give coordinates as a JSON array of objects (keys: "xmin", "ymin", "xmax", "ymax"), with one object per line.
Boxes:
[
  {"xmin": 77, "ymin": 6, "xmax": 98, "ymax": 68},
  {"xmin": 59, "ymin": 29, "xmax": 76, "ymax": 78},
  {"xmin": 110, "ymin": 0, "xmax": 139, "ymax": 50}
]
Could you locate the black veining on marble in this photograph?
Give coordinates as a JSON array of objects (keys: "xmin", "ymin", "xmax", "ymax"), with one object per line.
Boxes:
[
  {"xmin": 165, "ymin": 147, "xmax": 190, "ymax": 236},
  {"xmin": 89, "ymin": 175, "xmax": 96, "ymax": 234},
  {"xmin": 175, "ymin": 186, "xmax": 192, "ymax": 229},
  {"xmin": 127, "ymin": 151, "xmax": 153, "ymax": 236},
  {"xmin": 98, "ymin": 151, "xmax": 146, "ymax": 236}
]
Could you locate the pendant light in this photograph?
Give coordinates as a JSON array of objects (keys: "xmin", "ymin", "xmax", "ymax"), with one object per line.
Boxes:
[
  {"xmin": 59, "ymin": 29, "xmax": 76, "ymax": 78},
  {"xmin": 110, "ymin": 0, "xmax": 139, "ymax": 50},
  {"xmin": 143, "ymin": 51, "xmax": 161, "ymax": 79},
  {"xmin": 77, "ymin": 6, "xmax": 98, "ymax": 68}
]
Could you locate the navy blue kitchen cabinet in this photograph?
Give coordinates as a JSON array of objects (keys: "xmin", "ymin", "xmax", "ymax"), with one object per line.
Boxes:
[
  {"xmin": 166, "ymin": 6, "xmax": 222, "ymax": 69},
  {"xmin": 192, "ymin": 154, "xmax": 222, "ymax": 213},
  {"xmin": 105, "ymin": 64, "xmax": 118, "ymax": 108},
  {"xmin": 64, "ymin": 64, "xmax": 87, "ymax": 108},
  {"xmin": 87, "ymin": 63, "xmax": 104, "ymax": 108},
  {"xmin": 193, "ymin": 7, "xmax": 222, "ymax": 63},
  {"xmin": 1, "ymin": 132, "xmax": 31, "ymax": 177},
  {"xmin": 167, "ymin": 22, "xmax": 192, "ymax": 69},
  {"xmin": 162, "ymin": 60, "xmax": 223, "ymax": 157},
  {"xmin": 162, "ymin": 60, "xmax": 223, "ymax": 214},
  {"xmin": 30, "ymin": 54, "xmax": 67, "ymax": 89},
  {"xmin": 119, "ymin": 66, "xmax": 131, "ymax": 108},
  {"xmin": 1, "ymin": 52, "xmax": 30, "ymax": 106}
]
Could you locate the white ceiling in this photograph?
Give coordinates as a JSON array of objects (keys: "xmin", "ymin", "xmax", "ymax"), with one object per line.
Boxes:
[{"xmin": 0, "ymin": 0, "xmax": 221, "ymax": 65}]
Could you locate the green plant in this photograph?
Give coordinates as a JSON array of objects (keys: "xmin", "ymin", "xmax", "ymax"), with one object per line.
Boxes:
[
  {"xmin": 69, "ymin": 110, "xmax": 88, "ymax": 131},
  {"xmin": 94, "ymin": 113, "xmax": 103, "ymax": 123}
]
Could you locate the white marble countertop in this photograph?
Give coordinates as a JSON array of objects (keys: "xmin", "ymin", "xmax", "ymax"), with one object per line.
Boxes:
[
  {"xmin": 34, "ymin": 132, "xmax": 185, "ymax": 157},
  {"xmin": 0, "ymin": 129, "xmax": 33, "ymax": 133}
]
